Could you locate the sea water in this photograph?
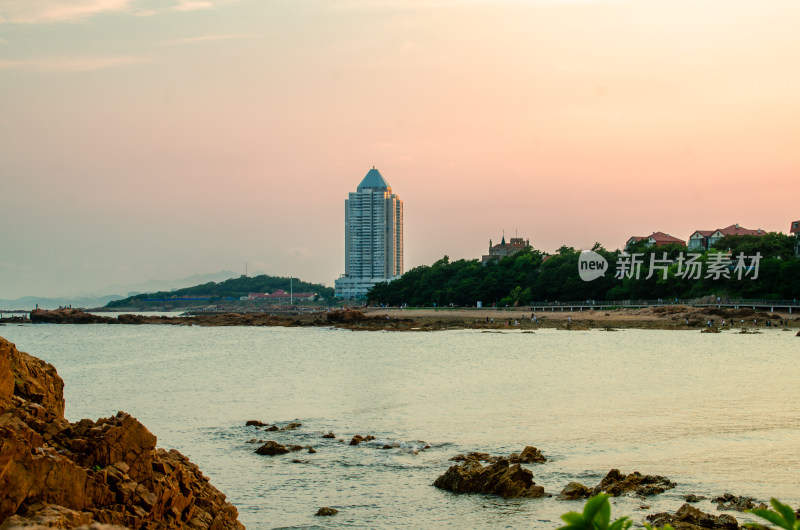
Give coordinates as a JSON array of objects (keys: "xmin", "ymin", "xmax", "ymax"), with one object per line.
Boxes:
[{"xmin": 1, "ymin": 324, "xmax": 798, "ymax": 529}]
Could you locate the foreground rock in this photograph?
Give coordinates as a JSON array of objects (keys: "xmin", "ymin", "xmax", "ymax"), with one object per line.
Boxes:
[
  {"xmin": 0, "ymin": 336, "xmax": 243, "ymax": 529},
  {"xmin": 433, "ymin": 458, "xmax": 547, "ymax": 498},
  {"xmin": 646, "ymin": 503, "xmax": 739, "ymax": 529}
]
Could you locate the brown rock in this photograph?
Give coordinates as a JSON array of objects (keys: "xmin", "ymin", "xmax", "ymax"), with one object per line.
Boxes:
[
  {"xmin": 29, "ymin": 309, "xmax": 118, "ymax": 325},
  {"xmin": 646, "ymin": 503, "xmax": 739, "ymax": 529},
  {"xmin": 0, "ymin": 336, "xmax": 244, "ymax": 529},
  {"xmin": 432, "ymin": 458, "xmax": 547, "ymax": 498},
  {"xmin": 245, "ymin": 420, "xmax": 266, "ymax": 426},
  {"xmin": 448, "ymin": 452, "xmax": 499, "ymax": 464},
  {"xmin": 556, "ymin": 482, "xmax": 592, "ymax": 500},
  {"xmin": 592, "ymin": 469, "xmax": 676, "ymax": 497},
  {"xmin": 508, "ymin": 446, "xmax": 546, "ymax": 464},
  {"xmin": 281, "ymin": 422, "xmax": 302, "ymax": 431},
  {"xmin": 254, "ymin": 441, "xmax": 290, "ymax": 455},
  {"xmin": 712, "ymin": 493, "xmax": 768, "ymax": 512},
  {"xmin": 322, "ymin": 432, "xmax": 336, "ymax": 438},
  {"xmin": 315, "ymin": 507, "xmax": 339, "ymax": 516}
]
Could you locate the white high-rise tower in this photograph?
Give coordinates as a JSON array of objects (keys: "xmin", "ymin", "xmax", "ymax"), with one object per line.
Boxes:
[{"xmin": 334, "ymin": 167, "xmax": 403, "ymax": 299}]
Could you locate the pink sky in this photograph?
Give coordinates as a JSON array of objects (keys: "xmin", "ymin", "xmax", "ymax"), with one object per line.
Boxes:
[{"xmin": 1, "ymin": 0, "xmax": 798, "ymax": 298}]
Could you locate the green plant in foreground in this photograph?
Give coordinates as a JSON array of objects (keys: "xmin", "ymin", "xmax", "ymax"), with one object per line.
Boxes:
[
  {"xmin": 745, "ymin": 498, "xmax": 800, "ymax": 530},
  {"xmin": 558, "ymin": 494, "xmax": 632, "ymax": 530},
  {"xmin": 561, "ymin": 495, "xmax": 799, "ymax": 530}
]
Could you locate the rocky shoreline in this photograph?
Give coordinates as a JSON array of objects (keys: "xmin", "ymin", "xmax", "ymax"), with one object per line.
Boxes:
[
  {"xmin": 241, "ymin": 418, "xmax": 787, "ymax": 529},
  {"xmin": 2, "ymin": 306, "xmax": 797, "ymax": 332},
  {"xmin": 0, "ymin": 336, "xmax": 244, "ymax": 529}
]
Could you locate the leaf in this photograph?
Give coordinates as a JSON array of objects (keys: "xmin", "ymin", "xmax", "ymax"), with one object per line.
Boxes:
[
  {"xmin": 596, "ymin": 498, "xmax": 611, "ymax": 529},
  {"xmin": 747, "ymin": 508, "xmax": 792, "ymax": 530},
  {"xmin": 560, "ymin": 512, "xmax": 585, "ymax": 525},
  {"xmin": 608, "ymin": 517, "xmax": 633, "ymax": 530},
  {"xmin": 770, "ymin": 498, "xmax": 797, "ymax": 527},
  {"xmin": 583, "ymin": 494, "xmax": 610, "ymax": 526}
]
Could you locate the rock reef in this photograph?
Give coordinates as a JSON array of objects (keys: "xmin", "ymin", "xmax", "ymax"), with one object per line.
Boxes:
[
  {"xmin": 646, "ymin": 503, "xmax": 740, "ymax": 529},
  {"xmin": 433, "ymin": 457, "xmax": 547, "ymax": 498},
  {"xmin": 0, "ymin": 336, "xmax": 244, "ymax": 529}
]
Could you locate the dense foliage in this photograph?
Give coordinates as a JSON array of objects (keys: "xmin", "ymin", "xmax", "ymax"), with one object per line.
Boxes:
[
  {"xmin": 106, "ymin": 274, "xmax": 334, "ymax": 307},
  {"xmin": 367, "ymin": 234, "xmax": 799, "ymax": 306}
]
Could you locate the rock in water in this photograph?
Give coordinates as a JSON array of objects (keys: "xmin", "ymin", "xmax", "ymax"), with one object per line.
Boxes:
[
  {"xmin": 255, "ymin": 441, "xmax": 290, "ymax": 455},
  {"xmin": 646, "ymin": 503, "xmax": 739, "ymax": 529},
  {"xmin": 712, "ymin": 493, "xmax": 768, "ymax": 511},
  {"xmin": 433, "ymin": 458, "xmax": 547, "ymax": 498},
  {"xmin": 592, "ymin": 469, "xmax": 676, "ymax": 497},
  {"xmin": 0, "ymin": 336, "xmax": 244, "ymax": 529},
  {"xmin": 315, "ymin": 507, "xmax": 339, "ymax": 516},
  {"xmin": 508, "ymin": 446, "xmax": 547, "ymax": 464},
  {"xmin": 556, "ymin": 482, "xmax": 592, "ymax": 500}
]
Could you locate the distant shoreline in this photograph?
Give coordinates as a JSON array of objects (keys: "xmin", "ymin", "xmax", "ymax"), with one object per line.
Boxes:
[{"xmin": 1, "ymin": 306, "xmax": 797, "ymax": 332}]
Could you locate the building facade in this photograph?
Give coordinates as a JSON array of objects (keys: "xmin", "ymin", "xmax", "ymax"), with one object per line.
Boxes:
[
  {"xmin": 335, "ymin": 167, "xmax": 403, "ymax": 299},
  {"xmin": 481, "ymin": 236, "xmax": 531, "ymax": 265},
  {"xmin": 688, "ymin": 224, "xmax": 765, "ymax": 251},
  {"xmin": 625, "ymin": 231, "xmax": 686, "ymax": 250}
]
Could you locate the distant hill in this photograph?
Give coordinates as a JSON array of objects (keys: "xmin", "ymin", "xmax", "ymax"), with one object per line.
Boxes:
[
  {"xmin": 105, "ymin": 274, "xmax": 334, "ymax": 308},
  {"xmin": 0, "ymin": 295, "xmax": 124, "ymax": 311},
  {"xmin": 98, "ymin": 270, "xmax": 239, "ymax": 297}
]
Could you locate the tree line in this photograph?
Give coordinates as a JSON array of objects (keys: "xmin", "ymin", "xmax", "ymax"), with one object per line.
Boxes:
[
  {"xmin": 106, "ymin": 274, "xmax": 334, "ymax": 307},
  {"xmin": 367, "ymin": 233, "xmax": 800, "ymax": 306}
]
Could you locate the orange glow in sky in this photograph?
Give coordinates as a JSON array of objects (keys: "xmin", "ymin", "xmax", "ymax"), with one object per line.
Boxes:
[{"xmin": 1, "ymin": 0, "xmax": 798, "ymax": 298}]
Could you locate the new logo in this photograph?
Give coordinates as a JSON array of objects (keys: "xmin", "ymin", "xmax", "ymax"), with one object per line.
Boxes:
[{"xmin": 578, "ymin": 250, "xmax": 608, "ymax": 281}]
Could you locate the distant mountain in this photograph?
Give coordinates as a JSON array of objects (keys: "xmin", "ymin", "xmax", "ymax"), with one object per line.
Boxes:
[
  {"xmin": 0, "ymin": 271, "xmax": 240, "ymax": 311},
  {"xmin": 105, "ymin": 274, "xmax": 334, "ymax": 309},
  {"xmin": 97, "ymin": 270, "xmax": 239, "ymax": 297},
  {"xmin": 0, "ymin": 295, "xmax": 124, "ymax": 311}
]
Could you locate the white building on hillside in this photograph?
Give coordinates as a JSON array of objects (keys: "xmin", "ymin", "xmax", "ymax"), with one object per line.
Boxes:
[{"xmin": 335, "ymin": 167, "xmax": 404, "ymax": 299}]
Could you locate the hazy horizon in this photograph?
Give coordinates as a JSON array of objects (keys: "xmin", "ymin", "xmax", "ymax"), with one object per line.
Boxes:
[{"xmin": 2, "ymin": 0, "xmax": 798, "ymax": 299}]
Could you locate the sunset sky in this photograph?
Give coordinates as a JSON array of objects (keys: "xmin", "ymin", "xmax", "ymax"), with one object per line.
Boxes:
[{"xmin": 1, "ymin": 0, "xmax": 799, "ymax": 299}]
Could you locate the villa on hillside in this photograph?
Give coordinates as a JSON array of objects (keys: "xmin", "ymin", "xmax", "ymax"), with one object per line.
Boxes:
[
  {"xmin": 482, "ymin": 236, "xmax": 531, "ymax": 265},
  {"xmin": 247, "ymin": 289, "xmax": 317, "ymax": 302},
  {"xmin": 687, "ymin": 224, "xmax": 766, "ymax": 251},
  {"xmin": 625, "ymin": 231, "xmax": 686, "ymax": 250},
  {"xmin": 791, "ymin": 220, "xmax": 799, "ymax": 235}
]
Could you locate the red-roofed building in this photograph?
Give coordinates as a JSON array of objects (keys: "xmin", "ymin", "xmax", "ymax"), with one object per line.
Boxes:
[
  {"xmin": 625, "ymin": 232, "xmax": 686, "ymax": 250},
  {"xmin": 688, "ymin": 223, "xmax": 766, "ymax": 251},
  {"xmin": 248, "ymin": 289, "xmax": 317, "ymax": 302},
  {"xmin": 791, "ymin": 220, "xmax": 800, "ymax": 235}
]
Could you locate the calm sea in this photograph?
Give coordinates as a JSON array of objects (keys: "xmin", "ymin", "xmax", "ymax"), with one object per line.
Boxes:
[{"xmin": 1, "ymin": 324, "xmax": 798, "ymax": 529}]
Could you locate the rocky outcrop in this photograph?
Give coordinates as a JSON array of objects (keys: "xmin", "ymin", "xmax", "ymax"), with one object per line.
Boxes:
[
  {"xmin": 254, "ymin": 441, "xmax": 290, "ymax": 456},
  {"xmin": 349, "ymin": 435, "xmax": 375, "ymax": 446},
  {"xmin": 29, "ymin": 309, "xmax": 117, "ymax": 325},
  {"xmin": 0, "ymin": 336, "xmax": 244, "ymax": 529},
  {"xmin": 433, "ymin": 458, "xmax": 547, "ymax": 498},
  {"xmin": 646, "ymin": 503, "xmax": 739, "ymax": 529},
  {"xmin": 449, "ymin": 446, "xmax": 546, "ymax": 465},
  {"xmin": 315, "ymin": 507, "xmax": 338, "ymax": 516},
  {"xmin": 556, "ymin": 482, "xmax": 593, "ymax": 500},
  {"xmin": 712, "ymin": 493, "xmax": 767, "ymax": 512},
  {"xmin": 508, "ymin": 446, "xmax": 546, "ymax": 464},
  {"xmin": 592, "ymin": 469, "xmax": 676, "ymax": 497},
  {"xmin": 449, "ymin": 452, "xmax": 499, "ymax": 464}
]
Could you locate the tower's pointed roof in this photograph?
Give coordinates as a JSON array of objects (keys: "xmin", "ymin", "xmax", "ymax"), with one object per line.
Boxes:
[{"xmin": 357, "ymin": 166, "xmax": 391, "ymax": 191}]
